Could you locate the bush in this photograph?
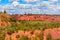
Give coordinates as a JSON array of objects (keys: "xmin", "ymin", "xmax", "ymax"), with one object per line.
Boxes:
[
  {"xmin": 32, "ymin": 37, "xmax": 37, "ymax": 40},
  {"xmin": 46, "ymin": 33, "xmax": 52, "ymax": 40},
  {"xmin": 53, "ymin": 38, "xmax": 60, "ymax": 40},
  {"xmin": 36, "ymin": 32, "xmax": 44, "ymax": 40},
  {"xmin": 16, "ymin": 35, "xmax": 20, "ymax": 38},
  {"xmin": 18, "ymin": 35, "xmax": 30, "ymax": 40},
  {"xmin": 7, "ymin": 26, "xmax": 15, "ymax": 35},
  {"xmin": 0, "ymin": 32, "xmax": 5, "ymax": 40}
]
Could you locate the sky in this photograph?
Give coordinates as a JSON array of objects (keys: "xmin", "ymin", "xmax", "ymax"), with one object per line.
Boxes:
[{"xmin": 0, "ymin": 0, "xmax": 60, "ymax": 14}]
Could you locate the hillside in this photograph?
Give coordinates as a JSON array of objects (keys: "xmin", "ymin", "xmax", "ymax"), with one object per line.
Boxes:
[
  {"xmin": 0, "ymin": 11, "xmax": 60, "ymax": 40},
  {"xmin": 0, "ymin": 11, "xmax": 11, "ymax": 26}
]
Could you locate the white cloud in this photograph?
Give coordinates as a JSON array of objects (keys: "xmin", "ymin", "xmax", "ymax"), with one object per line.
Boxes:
[
  {"xmin": 0, "ymin": 0, "xmax": 60, "ymax": 14},
  {"xmin": 18, "ymin": 4, "xmax": 33, "ymax": 8},
  {"xmin": 12, "ymin": 1, "xmax": 19, "ymax": 6},
  {"xmin": 23, "ymin": 0, "xmax": 38, "ymax": 2},
  {"xmin": 9, "ymin": 0, "xmax": 19, "ymax": 2},
  {"xmin": 50, "ymin": 0, "xmax": 58, "ymax": 2},
  {"xmin": 42, "ymin": 1, "xmax": 57, "ymax": 11},
  {"xmin": 0, "ymin": 5, "xmax": 4, "ymax": 11}
]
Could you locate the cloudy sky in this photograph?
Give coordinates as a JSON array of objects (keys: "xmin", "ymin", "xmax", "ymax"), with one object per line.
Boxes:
[{"xmin": 0, "ymin": 0, "xmax": 60, "ymax": 14}]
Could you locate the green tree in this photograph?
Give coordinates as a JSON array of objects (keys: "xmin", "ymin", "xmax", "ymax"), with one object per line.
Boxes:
[{"xmin": 4, "ymin": 10, "xmax": 7, "ymax": 14}]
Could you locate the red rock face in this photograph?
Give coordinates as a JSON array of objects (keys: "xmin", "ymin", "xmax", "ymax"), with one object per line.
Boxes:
[{"xmin": 14, "ymin": 14, "xmax": 60, "ymax": 22}]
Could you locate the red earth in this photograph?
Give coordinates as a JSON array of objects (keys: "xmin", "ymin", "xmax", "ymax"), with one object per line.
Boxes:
[
  {"xmin": 14, "ymin": 14, "xmax": 60, "ymax": 22},
  {"xmin": 5, "ymin": 28, "xmax": 60, "ymax": 40}
]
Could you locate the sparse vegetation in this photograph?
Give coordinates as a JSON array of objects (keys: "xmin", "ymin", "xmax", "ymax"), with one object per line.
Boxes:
[
  {"xmin": 18, "ymin": 35, "xmax": 30, "ymax": 40},
  {"xmin": 0, "ymin": 11, "xmax": 60, "ymax": 40},
  {"xmin": 0, "ymin": 32, "xmax": 5, "ymax": 40},
  {"xmin": 46, "ymin": 33, "xmax": 52, "ymax": 40},
  {"xmin": 37, "ymin": 32, "xmax": 44, "ymax": 40}
]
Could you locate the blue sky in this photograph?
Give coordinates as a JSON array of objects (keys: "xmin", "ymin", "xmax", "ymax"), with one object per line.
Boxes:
[{"xmin": 0, "ymin": 0, "xmax": 60, "ymax": 14}]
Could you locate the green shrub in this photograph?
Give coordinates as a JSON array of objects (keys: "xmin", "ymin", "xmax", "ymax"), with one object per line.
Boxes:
[
  {"xmin": 19, "ymin": 36, "xmax": 30, "ymax": 40},
  {"xmin": 10, "ymin": 37, "xmax": 12, "ymax": 40},
  {"xmin": 53, "ymin": 38, "xmax": 60, "ymax": 40},
  {"xmin": 0, "ymin": 32, "xmax": 5, "ymax": 40},
  {"xmin": 46, "ymin": 33, "xmax": 52, "ymax": 40},
  {"xmin": 36, "ymin": 32, "xmax": 44, "ymax": 40},
  {"xmin": 7, "ymin": 26, "xmax": 15, "ymax": 35},
  {"xmin": 16, "ymin": 35, "xmax": 20, "ymax": 38},
  {"xmin": 32, "ymin": 37, "xmax": 38, "ymax": 40}
]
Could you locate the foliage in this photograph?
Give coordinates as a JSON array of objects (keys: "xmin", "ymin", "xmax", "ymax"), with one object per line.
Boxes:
[
  {"xmin": 7, "ymin": 22, "xmax": 20, "ymax": 35},
  {"xmin": 46, "ymin": 33, "xmax": 52, "ymax": 40},
  {"xmin": 10, "ymin": 15, "xmax": 16, "ymax": 22},
  {"xmin": 16, "ymin": 35, "xmax": 20, "ymax": 38},
  {"xmin": 18, "ymin": 20, "xmax": 60, "ymax": 31},
  {"xmin": 32, "ymin": 37, "xmax": 38, "ymax": 40},
  {"xmin": 36, "ymin": 32, "xmax": 44, "ymax": 40},
  {"xmin": 0, "ymin": 32, "xmax": 5, "ymax": 40},
  {"xmin": 53, "ymin": 38, "xmax": 60, "ymax": 40},
  {"xmin": 4, "ymin": 10, "xmax": 7, "ymax": 13},
  {"xmin": 0, "ymin": 26, "xmax": 6, "ymax": 31},
  {"xmin": 10, "ymin": 37, "xmax": 12, "ymax": 40},
  {"xmin": 18, "ymin": 36, "xmax": 30, "ymax": 40},
  {"xmin": 6, "ymin": 25, "xmax": 16, "ymax": 35},
  {"xmin": 1, "ymin": 11, "xmax": 60, "ymax": 40}
]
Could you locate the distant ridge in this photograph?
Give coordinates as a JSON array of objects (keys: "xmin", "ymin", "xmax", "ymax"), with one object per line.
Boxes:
[{"xmin": 14, "ymin": 14, "xmax": 60, "ymax": 22}]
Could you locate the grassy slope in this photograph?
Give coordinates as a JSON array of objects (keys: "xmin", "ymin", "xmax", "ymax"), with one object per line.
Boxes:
[{"xmin": 16, "ymin": 20, "xmax": 60, "ymax": 30}]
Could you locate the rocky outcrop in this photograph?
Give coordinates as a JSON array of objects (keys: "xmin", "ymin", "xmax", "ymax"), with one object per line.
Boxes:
[{"xmin": 14, "ymin": 14, "xmax": 60, "ymax": 22}]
